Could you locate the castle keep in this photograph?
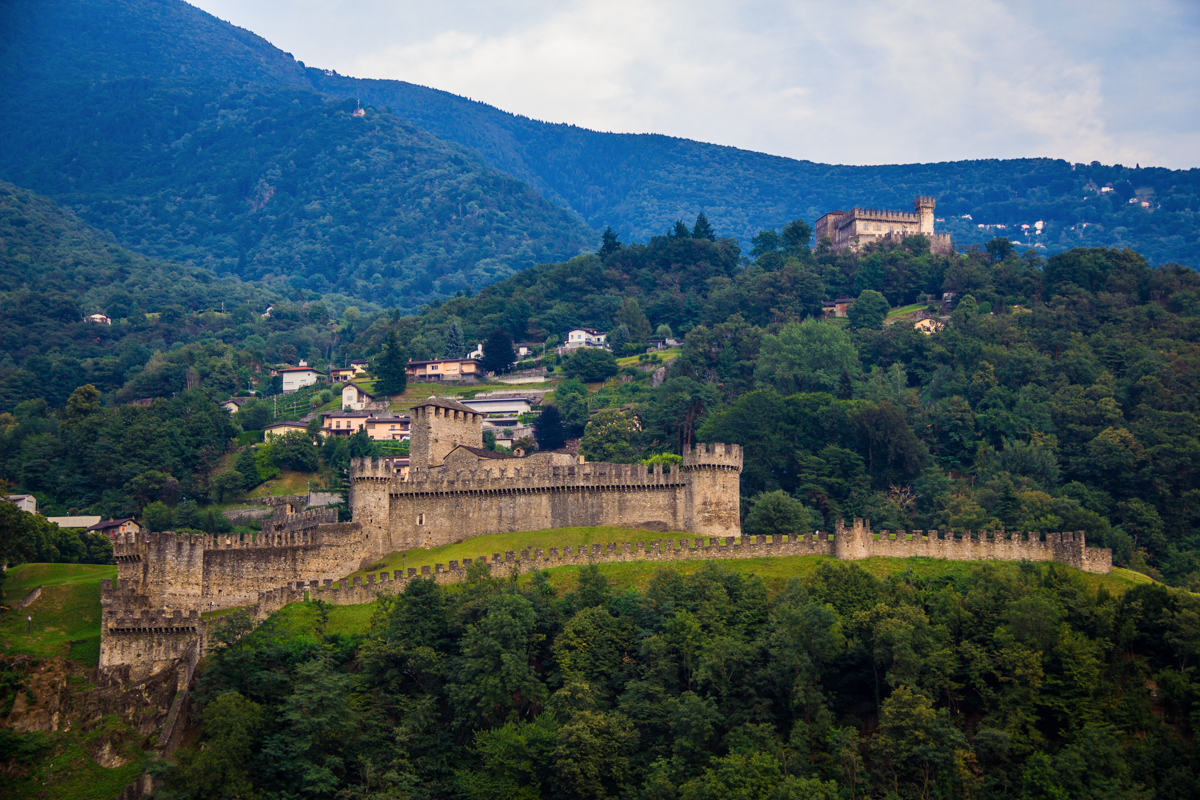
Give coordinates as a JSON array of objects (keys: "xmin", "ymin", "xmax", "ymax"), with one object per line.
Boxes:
[
  {"xmin": 349, "ymin": 397, "xmax": 744, "ymax": 554},
  {"xmin": 816, "ymin": 196, "xmax": 953, "ymax": 254}
]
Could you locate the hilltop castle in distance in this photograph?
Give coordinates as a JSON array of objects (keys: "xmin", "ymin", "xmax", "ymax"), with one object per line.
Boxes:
[{"xmin": 816, "ymin": 196, "xmax": 953, "ymax": 254}]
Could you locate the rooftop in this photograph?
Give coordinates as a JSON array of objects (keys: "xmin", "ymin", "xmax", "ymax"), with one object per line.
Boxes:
[
  {"xmin": 452, "ymin": 445, "xmax": 516, "ymax": 460},
  {"xmin": 412, "ymin": 396, "xmax": 480, "ymax": 415}
]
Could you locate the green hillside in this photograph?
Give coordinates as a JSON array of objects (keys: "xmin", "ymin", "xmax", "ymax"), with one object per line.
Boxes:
[
  {"xmin": 0, "ymin": 1, "xmax": 595, "ymax": 310},
  {"xmin": 3, "ymin": 0, "xmax": 1195, "ymax": 304},
  {"xmin": 312, "ymin": 74, "xmax": 1200, "ymax": 266}
]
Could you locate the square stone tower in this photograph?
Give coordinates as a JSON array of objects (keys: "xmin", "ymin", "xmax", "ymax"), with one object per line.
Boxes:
[{"xmin": 409, "ymin": 397, "xmax": 483, "ymax": 468}]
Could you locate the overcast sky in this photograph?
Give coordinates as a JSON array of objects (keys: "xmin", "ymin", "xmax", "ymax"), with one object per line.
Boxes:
[{"xmin": 188, "ymin": 0, "xmax": 1200, "ymax": 170}]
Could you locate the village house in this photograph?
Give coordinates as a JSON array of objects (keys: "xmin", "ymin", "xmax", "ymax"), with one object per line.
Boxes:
[
  {"xmin": 6, "ymin": 494, "xmax": 37, "ymax": 513},
  {"xmin": 88, "ymin": 517, "xmax": 141, "ymax": 539},
  {"xmin": 321, "ymin": 411, "xmax": 371, "ymax": 437},
  {"xmin": 85, "ymin": 313, "xmax": 112, "ymax": 325},
  {"xmin": 264, "ymin": 421, "xmax": 308, "ymax": 439},
  {"xmin": 341, "ymin": 381, "xmax": 377, "ymax": 410},
  {"xmin": 220, "ymin": 396, "xmax": 253, "ymax": 414},
  {"xmin": 331, "ymin": 367, "xmax": 356, "ymax": 382},
  {"xmin": 823, "ymin": 297, "xmax": 854, "ymax": 318},
  {"xmin": 513, "ymin": 342, "xmax": 541, "ymax": 358},
  {"xmin": 365, "ymin": 414, "xmax": 411, "ymax": 441},
  {"xmin": 280, "ymin": 362, "xmax": 322, "ymax": 393},
  {"xmin": 564, "ymin": 328, "xmax": 607, "ymax": 350},
  {"xmin": 406, "ymin": 357, "xmax": 481, "ymax": 382},
  {"xmin": 459, "ymin": 395, "xmax": 535, "ymax": 417}
]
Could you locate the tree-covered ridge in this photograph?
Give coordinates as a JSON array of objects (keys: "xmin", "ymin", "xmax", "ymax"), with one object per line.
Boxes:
[
  {"xmin": 1, "ymin": 3, "xmax": 596, "ymax": 310},
  {"xmin": 158, "ymin": 561, "xmax": 1200, "ymax": 800},
  {"xmin": 0, "ymin": 179, "xmax": 278, "ymax": 324},
  {"xmin": 321, "ymin": 74, "xmax": 1200, "ymax": 266},
  {"xmin": 5, "ymin": 0, "xmax": 1195, "ymax": 302},
  {"xmin": 371, "ymin": 230, "xmax": 1200, "ymax": 586}
]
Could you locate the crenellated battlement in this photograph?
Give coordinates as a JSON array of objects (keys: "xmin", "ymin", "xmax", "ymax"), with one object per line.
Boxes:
[
  {"xmin": 682, "ymin": 442, "xmax": 743, "ymax": 470},
  {"xmin": 846, "ymin": 207, "xmax": 922, "ymax": 223}
]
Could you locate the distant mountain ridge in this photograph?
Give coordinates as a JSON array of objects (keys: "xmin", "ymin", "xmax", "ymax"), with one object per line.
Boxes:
[
  {"xmin": 0, "ymin": 0, "xmax": 596, "ymax": 309},
  {"xmin": 1, "ymin": 0, "xmax": 1196, "ymax": 301}
]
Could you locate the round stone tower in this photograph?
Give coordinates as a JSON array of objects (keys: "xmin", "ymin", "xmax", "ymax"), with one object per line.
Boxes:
[{"xmin": 682, "ymin": 442, "xmax": 744, "ymax": 538}]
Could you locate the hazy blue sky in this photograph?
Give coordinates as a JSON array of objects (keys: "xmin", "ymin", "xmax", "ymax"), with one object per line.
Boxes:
[{"xmin": 188, "ymin": 0, "xmax": 1200, "ymax": 169}]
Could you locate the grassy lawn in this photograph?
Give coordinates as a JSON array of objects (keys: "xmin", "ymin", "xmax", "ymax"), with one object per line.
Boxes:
[
  {"xmin": 246, "ymin": 470, "xmax": 321, "ymax": 497},
  {"xmin": 387, "ymin": 382, "xmax": 493, "ymax": 412},
  {"xmin": 346, "ymin": 525, "xmax": 693, "ymax": 580},
  {"xmin": 345, "ymin": 527, "xmax": 1150, "ymax": 597},
  {"xmin": 885, "ymin": 302, "xmax": 927, "ymax": 322},
  {"xmin": 530, "ymin": 553, "xmax": 1149, "ymax": 596},
  {"xmin": 311, "ymin": 549, "xmax": 1153, "ymax": 640},
  {"xmin": 617, "ymin": 348, "xmax": 681, "ymax": 368},
  {"xmin": 0, "ymin": 563, "xmax": 116, "ymax": 662}
]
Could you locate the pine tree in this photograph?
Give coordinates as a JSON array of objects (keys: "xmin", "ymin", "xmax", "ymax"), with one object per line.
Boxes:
[
  {"xmin": 608, "ymin": 324, "xmax": 630, "ymax": 355},
  {"xmin": 671, "ymin": 220, "xmax": 690, "ymax": 238},
  {"xmin": 374, "ymin": 331, "xmax": 408, "ymax": 396},
  {"xmin": 615, "ymin": 298, "xmax": 652, "ymax": 343},
  {"xmin": 235, "ymin": 448, "xmax": 261, "ymax": 488},
  {"xmin": 599, "ymin": 226, "xmax": 621, "ymax": 256},
  {"xmin": 480, "ymin": 328, "xmax": 516, "ymax": 374},
  {"xmin": 692, "ymin": 212, "xmax": 716, "ymax": 241},
  {"xmin": 838, "ymin": 368, "xmax": 855, "ymax": 400},
  {"xmin": 533, "ymin": 405, "xmax": 567, "ymax": 452},
  {"xmin": 443, "ymin": 320, "xmax": 465, "ymax": 359}
]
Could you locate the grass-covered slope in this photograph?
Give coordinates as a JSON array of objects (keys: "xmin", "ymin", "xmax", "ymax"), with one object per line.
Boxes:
[
  {"xmin": 0, "ymin": 563, "xmax": 116, "ymax": 663},
  {"xmin": 344, "ymin": 526, "xmax": 1148, "ymax": 597}
]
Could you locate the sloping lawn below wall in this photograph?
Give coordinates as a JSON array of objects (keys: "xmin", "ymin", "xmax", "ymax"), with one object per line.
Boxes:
[
  {"xmin": 0, "ymin": 563, "xmax": 116, "ymax": 663},
  {"xmin": 321, "ymin": 550, "xmax": 1151, "ymax": 639}
]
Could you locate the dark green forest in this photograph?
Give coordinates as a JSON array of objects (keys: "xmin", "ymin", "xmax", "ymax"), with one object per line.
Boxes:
[
  {"xmin": 0, "ymin": 2, "xmax": 596, "ymax": 310},
  {"xmin": 156, "ymin": 559, "xmax": 1200, "ymax": 800}
]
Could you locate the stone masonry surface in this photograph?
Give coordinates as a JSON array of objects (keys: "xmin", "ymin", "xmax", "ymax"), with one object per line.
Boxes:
[{"xmin": 100, "ymin": 513, "xmax": 1111, "ymax": 686}]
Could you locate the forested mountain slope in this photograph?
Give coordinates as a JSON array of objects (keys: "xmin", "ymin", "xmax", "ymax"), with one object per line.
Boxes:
[
  {"xmin": 0, "ymin": 0, "xmax": 595, "ymax": 309},
  {"xmin": 312, "ymin": 77, "xmax": 1200, "ymax": 266},
  {"xmin": 4, "ymin": 0, "xmax": 1195, "ymax": 304}
]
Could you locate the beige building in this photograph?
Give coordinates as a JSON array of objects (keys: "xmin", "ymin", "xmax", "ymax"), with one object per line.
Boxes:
[
  {"xmin": 341, "ymin": 382, "xmax": 377, "ymax": 410},
  {"xmin": 406, "ymin": 357, "xmax": 480, "ymax": 382},
  {"xmin": 6, "ymin": 494, "xmax": 36, "ymax": 513},
  {"xmin": 264, "ymin": 421, "xmax": 308, "ymax": 439},
  {"xmin": 322, "ymin": 411, "xmax": 370, "ymax": 437},
  {"xmin": 816, "ymin": 196, "xmax": 952, "ymax": 254},
  {"xmin": 365, "ymin": 415, "xmax": 410, "ymax": 441},
  {"xmin": 280, "ymin": 363, "xmax": 322, "ymax": 393},
  {"xmin": 88, "ymin": 517, "xmax": 142, "ymax": 538}
]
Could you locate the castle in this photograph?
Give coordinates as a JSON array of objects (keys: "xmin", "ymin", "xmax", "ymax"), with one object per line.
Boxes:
[
  {"xmin": 816, "ymin": 196, "xmax": 953, "ymax": 254},
  {"xmin": 348, "ymin": 397, "xmax": 744, "ymax": 554},
  {"xmin": 97, "ymin": 397, "xmax": 1112, "ymax": 687}
]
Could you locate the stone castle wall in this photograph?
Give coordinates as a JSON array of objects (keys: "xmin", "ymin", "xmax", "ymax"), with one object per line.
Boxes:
[
  {"xmin": 409, "ymin": 404, "xmax": 482, "ymax": 467},
  {"xmin": 348, "ymin": 443, "xmax": 745, "ymax": 557},
  {"xmin": 99, "ymin": 517, "xmax": 1112, "ymax": 683}
]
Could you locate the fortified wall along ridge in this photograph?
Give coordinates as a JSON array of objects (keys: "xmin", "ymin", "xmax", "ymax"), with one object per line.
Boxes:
[{"xmin": 97, "ymin": 397, "xmax": 1112, "ymax": 687}]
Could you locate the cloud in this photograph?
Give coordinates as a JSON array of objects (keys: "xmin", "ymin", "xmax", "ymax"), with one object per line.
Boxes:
[{"xmin": 190, "ymin": 0, "xmax": 1200, "ymax": 168}]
